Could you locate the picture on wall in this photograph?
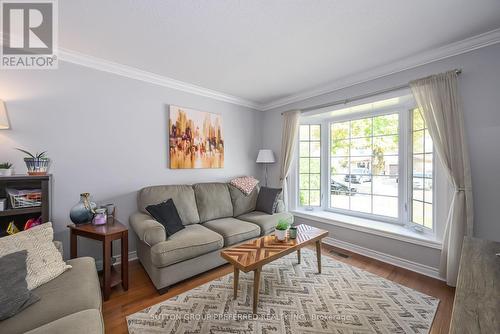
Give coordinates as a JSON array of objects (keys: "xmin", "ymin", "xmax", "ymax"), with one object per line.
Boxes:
[{"xmin": 169, "ymin": 105, "xmax": 224, "ymax": 169}]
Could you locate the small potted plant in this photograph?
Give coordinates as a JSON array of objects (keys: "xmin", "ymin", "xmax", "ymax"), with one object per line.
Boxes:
[
  {"xmin": 275, "ymin": 219, "xmax": 290, "ymax": 241},
  {"xmin": 16, "ymin": 149, "xmax": 51, "ymax": 175},
  {"xmin": 0, "ymin": 162, "xmax": 13, "ymax": 176}
]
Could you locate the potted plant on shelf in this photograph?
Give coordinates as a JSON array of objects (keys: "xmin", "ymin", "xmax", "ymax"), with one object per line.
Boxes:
[
  {"xmin": 275, "ymin": 219, "xmax": 290, "ymax": 241},
  {"xmin": 0, "ymin": 162, "xmax": 13, "ymax": 176},
  {"xmin": 16, "ymin": 149, "xmax": 51, "ymax": 175}
]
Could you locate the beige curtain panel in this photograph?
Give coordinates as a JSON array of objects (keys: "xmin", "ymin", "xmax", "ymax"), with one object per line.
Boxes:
[
  {"xmin": 410, "ymin": 70, "xmax": 473, "ymax": 286},
  {"xmin": 279, "ymin": 110, "xmax": 301, "ymax": 209}
]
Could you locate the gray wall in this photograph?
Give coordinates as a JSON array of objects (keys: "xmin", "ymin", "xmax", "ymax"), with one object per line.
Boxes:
[
  {"xmin": 1, "ymin": 43, "xmax": 499, "ymax": 276},
  {"xmin": 0, "ymin": 61, "xmax": 262, "ymax": 260},
  {"xmin": 262, "ymin": 43, "xmax": 500, "ymax": 271}
]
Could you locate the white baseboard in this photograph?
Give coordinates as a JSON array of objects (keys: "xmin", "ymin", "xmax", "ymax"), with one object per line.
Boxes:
[
  {"xmin": 113, "ymin": 250, "xmax": 138, "ymax": 264},
  {"xmin": 95, "ymin": 241, "xmax": 443, "ymax": 281},
  {"xmin": 95, "ymin": 251, "xmax": 138, "ymax": 271},
  {"xmin": 323, "ymin": 237, "xmax": 444, "ymax": 281}
]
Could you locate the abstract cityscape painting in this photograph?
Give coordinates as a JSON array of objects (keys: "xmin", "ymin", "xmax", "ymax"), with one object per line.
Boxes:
[{"xmin": 169, "ymin": 105, "xmax": 224, "ymax": 169}]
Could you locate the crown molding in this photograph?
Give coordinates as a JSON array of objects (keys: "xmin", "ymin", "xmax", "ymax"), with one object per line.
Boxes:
[
  {"xmin": 3, "ymin": 29, "xmax": 499, "ymax": 112},
  {"xmin": 261, "ymin": 28, "xmax": 500, "ymax": 111},
  {"xmin": 57, "ymin": 48, "xmax": 262, "ymax": 110},
  {"xmin": 0, "ymin": 33, "xmax": 262, "ymax": 109}
]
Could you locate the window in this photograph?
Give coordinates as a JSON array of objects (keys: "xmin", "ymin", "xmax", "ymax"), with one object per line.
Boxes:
[
  {"xmin": 411, "ymin": 109, "xmax": 433, "ymax": 229},
  {"xmin": 295, "ymin": 96, "xmax": 435, "ymax": 230},
  {"xmin": 299, "ymin": 124, "xmax": 321, "ymax": 206},
  {"xmin": 330, "ymin": 113, "xmax": 399, "ymax": 218}
]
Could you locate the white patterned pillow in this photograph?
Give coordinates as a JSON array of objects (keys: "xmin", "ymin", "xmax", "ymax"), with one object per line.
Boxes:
[
  {"xmin": 0, "ymin": 223, "xmax": 71, "ymax": 290},
  {"xmin": 230, "ymin": 176, "xmax": 259, "ymax": 196}
]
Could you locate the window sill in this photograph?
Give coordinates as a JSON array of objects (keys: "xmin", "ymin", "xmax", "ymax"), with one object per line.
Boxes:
[{"xmin": 291, "ymin": 209, "xmax": 442, "ymax": 250}]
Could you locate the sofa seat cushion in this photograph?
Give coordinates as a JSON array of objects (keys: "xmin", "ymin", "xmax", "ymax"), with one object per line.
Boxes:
[
  {"xmin": 238, "ymin": 211, "xmax": 294, "ymax": 236},
  {"xmin": 194, "ymin": 183, "xmax": 233, "ymax": 222},
  {"xmin": 0, "ymin": 257, "xmax": 101, "ymax": 334},
  {"xmin": 150, "ymin": 224, "xmax": 224, "ymax": 268},
  {"xmin": 202, "ymin": 218, "xmax": 261, "ymax": 246},
  {"xmin": 25, "ymin": 309, "xmax": 103, "ymax": 334},
  {"xmin": 138, "ymin": 185, "xmax": 200, "ymax": 225}
]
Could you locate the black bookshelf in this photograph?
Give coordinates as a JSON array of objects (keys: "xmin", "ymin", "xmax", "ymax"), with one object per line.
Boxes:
[{"xmin": 0, "ymin": 174, "xmax": 51, "ymax": 237}]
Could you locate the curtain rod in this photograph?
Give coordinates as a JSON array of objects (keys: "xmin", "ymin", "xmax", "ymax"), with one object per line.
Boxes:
[{"xmin": 282, "ymin": 69, "xmax": 462, "ymax": 115}]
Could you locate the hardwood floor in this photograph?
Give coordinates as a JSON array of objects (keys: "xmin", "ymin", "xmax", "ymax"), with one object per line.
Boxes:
[{"xmin": 103, "ymin": 243, "xmax": 455, "ymax": 333}]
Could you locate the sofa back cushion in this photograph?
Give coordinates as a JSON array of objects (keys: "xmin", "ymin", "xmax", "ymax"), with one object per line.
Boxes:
[
  {"xmin": 194, "ymin": 183, "xmax": 233, "ymax": 222},
  {"xmin": 138, "ymin": 185, "xmax": 200, "ymax": 225},
  {"xmin": 229, "ymin": 184, "xmax": 259, "ymax": 217}
]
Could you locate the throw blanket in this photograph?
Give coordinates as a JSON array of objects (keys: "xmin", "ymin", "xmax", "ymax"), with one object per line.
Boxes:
[{"xmin": 230, "ymin": 176, "xmax": 259, "ymax": 196}]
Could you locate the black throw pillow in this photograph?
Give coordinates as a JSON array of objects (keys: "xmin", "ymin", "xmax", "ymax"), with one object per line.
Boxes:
[
  {"xmin": 146, "ymin": 199, "xmax": 185, "ymax": 237},
  {"xmin": 255, "ymin": 187, "xmax": 282, "ymax": 214},
  {"xmin": 0, "ymin": 250, "xmax": 40, "ymax": 320}
]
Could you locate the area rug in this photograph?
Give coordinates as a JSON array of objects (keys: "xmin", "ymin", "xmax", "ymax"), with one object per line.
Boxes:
[{"xmin": 127, "ymin": 248, "xmax": 439, "ymax": 333}]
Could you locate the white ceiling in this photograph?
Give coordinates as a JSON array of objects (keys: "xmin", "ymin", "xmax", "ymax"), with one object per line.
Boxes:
[{"xmin": 59, "ymin": 0, "xmax": 500, "ymax": 108}]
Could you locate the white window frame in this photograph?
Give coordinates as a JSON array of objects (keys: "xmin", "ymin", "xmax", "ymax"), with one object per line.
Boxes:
[
  {"xmin": 297, "ymin": 124, "xmax": 322, "ymax": 207},
  {"xmin": 406, "ymin": 108, "xmax": 436, "ymax": 232},
  {"xmin": 293, "ymin": 97, "xmax": 437, "ymax": 234}
]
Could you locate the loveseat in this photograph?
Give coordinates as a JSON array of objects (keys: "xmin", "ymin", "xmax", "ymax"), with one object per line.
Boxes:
[{"xmin": 130, "ymin": 182, "xmax": 293, "ymax": 292}]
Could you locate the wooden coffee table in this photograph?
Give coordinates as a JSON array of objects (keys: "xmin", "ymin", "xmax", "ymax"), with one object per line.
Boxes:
[{"xmin": 221, "ymin": 224, "xmax": 328, "ymax": 313}]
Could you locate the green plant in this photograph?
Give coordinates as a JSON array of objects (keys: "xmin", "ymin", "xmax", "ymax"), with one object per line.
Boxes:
[
  {"xmin": 276, "ymin": 219, "xmax": 290, "ymax": 231},
  {"xmin": 0, "ymin": 162, "xmax": 13, "ymax": 169},
  {"xmin": 16, "ymin": 148, "xmax": 48, "ymax": 159}
]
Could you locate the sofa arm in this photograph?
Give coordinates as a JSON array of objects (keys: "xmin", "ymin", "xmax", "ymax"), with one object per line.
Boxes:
[
  {"xmin": 129, "ymin": 212, "xmax": 166, "ymax": 247},
  {"xmin": 275, "ymin": 199, "xmax": 285, "ymax": 213}
]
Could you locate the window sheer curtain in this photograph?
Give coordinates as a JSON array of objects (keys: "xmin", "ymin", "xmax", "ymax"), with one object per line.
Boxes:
[
  {"xmin": 410, "ymin": 71, "xmax": 473, "ymax": 286},
  {"xmin": 279, "ymin": 110, "xmax": 301, "ymax": 209}
]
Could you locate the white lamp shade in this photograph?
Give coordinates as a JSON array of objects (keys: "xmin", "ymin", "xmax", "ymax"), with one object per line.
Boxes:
[
  {"xmin": 256, "ymin": 149, "xmax": 275, "ymax": 163},
  {"xmin": 0, "ymin": 100, "xmax": 10, "ymax": 130}
]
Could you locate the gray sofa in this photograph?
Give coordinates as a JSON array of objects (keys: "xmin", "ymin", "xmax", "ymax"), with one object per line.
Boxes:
[
  {"xmin": 130, "ymin": 182, "xmax": 292, "ymax": 292},
  {"xmin": 0, "ymin": 245, "xmax": 104, "ymax": 334}
]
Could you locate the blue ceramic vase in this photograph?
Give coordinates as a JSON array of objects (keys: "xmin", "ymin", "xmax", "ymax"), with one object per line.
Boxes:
[{"xmin": 70, "ymin": 193, "xmax": 96, "ymax": 224}]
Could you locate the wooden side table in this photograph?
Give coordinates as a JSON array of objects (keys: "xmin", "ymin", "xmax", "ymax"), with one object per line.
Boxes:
[{"xmin": 68, "ymin": 221, "xmax": 129, "ymax": 301}]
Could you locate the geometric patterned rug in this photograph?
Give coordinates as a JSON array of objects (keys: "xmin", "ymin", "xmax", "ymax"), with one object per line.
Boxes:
[{"xmin": 127, "ymin": 248, "xmax": 439, "ymax": 333}]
